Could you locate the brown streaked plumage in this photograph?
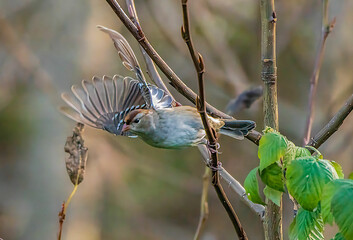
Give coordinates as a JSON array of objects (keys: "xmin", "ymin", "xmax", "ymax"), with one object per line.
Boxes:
[{"xmin": 124, "ymin": 109, "xmax": 145, "ymax": 125}]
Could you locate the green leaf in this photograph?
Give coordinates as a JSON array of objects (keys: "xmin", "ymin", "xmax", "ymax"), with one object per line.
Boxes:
[
  {"xmin": 331, "ymin": 232, "xmax": 346, "ymax": 240},
  {"xmin": 329, "ymin": 161, "xmax": 344, "ymax": 179},
  {"xmin": 263, "ymin": 186, "xmax": 282, "ymax": 206},
  {"xmin": 260, "ymin": 163, "xmax": 285, "ymax": 192},
  {"xmin": 283, "ymin": 140, "xmax": 296, "ymax": 168},
  {"xmin": 286, "ymin": 157, "xmax": 338, "ymax": 211},
  {"xmin": 295, "ymin": 147, "xmax": 311, "ymax": 158},
  {"xmin": 258, "ymin": 131, "xmax": 287, "ymax": 172},
  {"xmin": 244, "ymin": 167, "xmax": 265, "ymax": 205},
  {"xmin": 322, "ymin": 180, "xmax": 353, "ymax": 224},
  {"xmin": 331, "ymin": 182, "xmax": 353, "ymax": 240},
  {"xmin": 289, "ymin": 208, "xmax": 324, "ymax": 240}
]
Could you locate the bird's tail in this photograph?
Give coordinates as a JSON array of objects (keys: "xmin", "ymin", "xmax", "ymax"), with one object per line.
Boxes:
[{"xmin": 219, "ymin": 120, "xmax": 256, "ymax": 140}]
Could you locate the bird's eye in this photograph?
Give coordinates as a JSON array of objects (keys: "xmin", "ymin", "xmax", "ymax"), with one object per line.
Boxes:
[{"xmin": 133, "ymin": 118, "xmax": 140, "ymax": 123}]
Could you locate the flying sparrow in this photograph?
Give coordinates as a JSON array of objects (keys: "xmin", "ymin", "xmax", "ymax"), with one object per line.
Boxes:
[{"xmin": 60, "ymin": 26, "xmax": 256, "ymax": 149}]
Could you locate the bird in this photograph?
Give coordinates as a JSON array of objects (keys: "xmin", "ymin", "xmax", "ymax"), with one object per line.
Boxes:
[{"xmin": 60, "ymin": 26, "xmax": 256, "ymax": 149}]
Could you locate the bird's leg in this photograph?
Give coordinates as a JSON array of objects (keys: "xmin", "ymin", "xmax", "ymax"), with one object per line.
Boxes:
[{"xmin": 206, "ymin": 160, "xmax": 223, "ymax": 171}]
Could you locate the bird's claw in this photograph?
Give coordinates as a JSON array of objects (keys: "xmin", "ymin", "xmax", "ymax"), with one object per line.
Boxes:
[
  {"xmin": 206, "ymin": 141, "xmax": 221, "ymax": 154},
  {"xmin": 207, "ymin": 161, "xmax": 223, "ymax": 171}
]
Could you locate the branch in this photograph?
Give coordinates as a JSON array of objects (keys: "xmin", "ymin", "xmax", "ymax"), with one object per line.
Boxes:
[
  {"xmin": 308, "ymin": 94, "xmax": 353, "ymax": 149},
  {"xmin": 303, "ymin": 0, "xmax": 336, "ymax": 146},
  {"xmin": 104, "ymin": 0, "xmax": 262, "ymax": 145},
  {"xmin": 125, "ymin": 0, "xmax": 174, "ymax": 99},
  {"xmin": 260, "ymin": 0, "xmax": 282, "ymax": 239},
  {"xmin": 181, "ymin": 1, "xmax": 247, "ymax": 239}
]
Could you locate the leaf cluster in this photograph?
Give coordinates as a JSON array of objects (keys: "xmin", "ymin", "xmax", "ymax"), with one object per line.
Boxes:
[{"xmin": 244, "ymin": 127, "xmax": 352, "ymax": 240}]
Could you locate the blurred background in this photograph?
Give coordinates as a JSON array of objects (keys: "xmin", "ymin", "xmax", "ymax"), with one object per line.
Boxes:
[{"xmin": 0, "ymin": 0, "xmax": 352, "ymax": 239}]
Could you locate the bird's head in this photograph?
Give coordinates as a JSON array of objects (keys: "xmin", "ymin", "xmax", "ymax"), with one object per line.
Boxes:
[{"xmin": 122, "ymin": 109, "xmax": 154, "ymax": 135}]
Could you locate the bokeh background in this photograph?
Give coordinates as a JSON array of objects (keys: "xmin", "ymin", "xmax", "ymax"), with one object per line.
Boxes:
[{"xmin": 0, "ymin": 0, "xmax": 352, "ymax": 239}]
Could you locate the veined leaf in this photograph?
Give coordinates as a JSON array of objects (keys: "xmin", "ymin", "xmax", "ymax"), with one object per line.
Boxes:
[
  {"xmin": 258, "ymin": 130, "xmax": 287, "ymax": 172},
  {"xmin": 295, "ymin": 147, "xmax": 311, "ymax": 158},
  {"xmin": 322, "ymin": 180, "xmax": 353, "ymax": 224},
  {"xmin": 331, "ymin": 182, "xmax": 353, "ymax": 240},
  {"xmin": 260, "ymin": 163, "xmax": 285, "ymax": 192},
  {"xmin": 244, "ymin": 167, "xmax": 265, "ymax": 205},
  {"xmin": 283, "ymin": 141, "xmax": 296, "ymax": 168},
  {"xmin": 263, "ymin": 186, "xmax": 282, "ymax": 206},
  {"xmin": 284, "ymin": 144, "xmax": 311, "ymax": 169},
  {"xmin": 289, "ymin": 208, "xmax": 324, "ymax": 240},
  {"xmin": 286, "ymin": 158, "xmax": 338, "ymax": 211}
]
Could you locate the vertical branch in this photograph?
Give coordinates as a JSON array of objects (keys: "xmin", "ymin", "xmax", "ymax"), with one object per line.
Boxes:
[
  {"xmin": 303, "ymin": 0, "xmax": 336, "ymax": 146},
  {"xmin": 181, "ymin": 1, "xmax": 248, "ymax": 239},
  {"xmin": 260, "ymin": 0, "xmax": 282, "ymax": 239}
]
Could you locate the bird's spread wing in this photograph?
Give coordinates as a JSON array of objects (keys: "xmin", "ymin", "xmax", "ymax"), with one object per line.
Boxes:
[
  {"xmin": 97, "ymin": 26, "xmax": 152, "ymax": 106},
  {"xmin": 60, "ymin": 75, "xmax": 174, "ymax": 136},
  {"xmin": 61, "ymin": 75, "xmax": 146, "ymax": 136},
  {"xmin": 98, "ymin": 25, "xmax": 174, "ymax": 110}
]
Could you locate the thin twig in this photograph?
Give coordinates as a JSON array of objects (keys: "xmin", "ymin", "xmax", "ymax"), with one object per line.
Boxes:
[
  {"xmin": 125, "ymin": 0, "xmax": 174, "ymax": 99},
  {"xmin": 57, "ymin": 202, "xmax": 65, "ymax": 240},
  {"xmin": 104, "ymin": 0, "xmax": 262, "ymax": 145},
  {"xmin": 260, "ymin": 0, "xmax": 282, "ymax": 239},
  {"xmin": 194, "ymin": 167, "xmax": 211, "ymax": 240},
  {"xmin": 303, "ymin": 0, "xmax": 336, "ymax": 146},
  {"xmin": 308, "ymin": 94, "xmax": 353, "ymax": 149},
  {"xmin": 181, "ymin": 1, "xmax": 247, "ymax": 239}
]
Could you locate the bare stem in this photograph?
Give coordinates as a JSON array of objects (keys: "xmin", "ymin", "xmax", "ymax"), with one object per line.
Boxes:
[
  {"xmin": 308, "ymin": 94, "xmax": 353, "ymax": 149},
  {"xmin": 57, "ymin": 202, "xmax": 65, "ymax": 240},
  {"xmin": 260, "ymin": 0, "xmax": 282, "ymax": 239},
  {"xmin": 104, "ymin": 0, "xmax": 262, "ymax": 145},
  {"xmin": 194, "ymin": 167, "xmax": 211, "ymax": 240},
  {"xmin": 181, "ymin": 1, "xmax": 248, "ymax": 239},
  {"xmin": 303, "ymin": 0, "xmax": 336, "ymax": 146}
]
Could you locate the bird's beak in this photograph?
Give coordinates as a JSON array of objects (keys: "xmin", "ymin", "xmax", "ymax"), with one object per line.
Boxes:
[{"xmin": 122, "ymin": 123, "xmax": 131, "ymax": 133}]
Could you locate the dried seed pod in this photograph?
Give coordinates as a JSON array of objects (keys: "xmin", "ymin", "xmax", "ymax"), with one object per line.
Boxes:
[{"xmin": 64, "ymin": 123, "xmax": 88, "ymax": 185}]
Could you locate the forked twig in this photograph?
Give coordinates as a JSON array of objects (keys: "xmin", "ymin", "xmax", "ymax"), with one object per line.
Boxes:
[
  {"xmin": 303, "ymin": 0, "xmax": 336, "ymax": 146},
  {"xmin": 181, "ymin": 1, "xmax": 247, "ymax": 239}
]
